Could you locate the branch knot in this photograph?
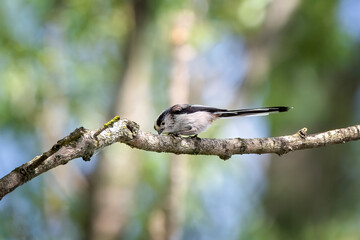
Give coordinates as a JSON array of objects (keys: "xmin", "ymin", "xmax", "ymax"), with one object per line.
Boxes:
[
  {"xmin": 298, "ymin": 127, "xmax": 308, "ymax": 139},
  {"xmin": 120, "ymin": 120, "xmax": 139, "ymax": 140}
]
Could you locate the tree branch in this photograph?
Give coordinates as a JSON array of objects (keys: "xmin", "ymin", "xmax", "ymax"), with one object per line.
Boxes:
[{"xmin": 1, "ymin": 117, "xmax": 359, "ymax": 200}]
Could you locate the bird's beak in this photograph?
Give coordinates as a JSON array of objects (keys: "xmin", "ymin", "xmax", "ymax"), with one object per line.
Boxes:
[{"xmin": 157, "ymin": 129, "xmax": 164, "ymax": 135}]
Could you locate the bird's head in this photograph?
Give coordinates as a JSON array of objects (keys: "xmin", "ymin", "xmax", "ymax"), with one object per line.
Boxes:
[{"xmin": 154, "ymin": 110, "xmax": 169, "ymax": 135}]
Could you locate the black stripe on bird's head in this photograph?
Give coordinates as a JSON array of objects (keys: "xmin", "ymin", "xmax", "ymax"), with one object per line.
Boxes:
[{"xmin": 154, "ymin": 109, "xmax": 170, "ymax": 134}]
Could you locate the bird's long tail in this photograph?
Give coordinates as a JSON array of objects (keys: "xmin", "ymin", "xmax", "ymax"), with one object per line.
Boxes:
[{"xmin": 215, "ymin": 106, "xmax": 291, "ymax": 118}]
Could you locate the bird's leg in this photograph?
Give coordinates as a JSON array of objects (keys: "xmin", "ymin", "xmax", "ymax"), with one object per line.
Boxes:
[{"xmin": 189, "ymin": 134, "xmax": 201, "ymax": 140}]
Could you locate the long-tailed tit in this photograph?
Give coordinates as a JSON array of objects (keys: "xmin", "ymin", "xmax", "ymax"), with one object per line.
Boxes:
[{"xmin": 154, "ymin": 104, "xmax": 290, "ymax": 136}]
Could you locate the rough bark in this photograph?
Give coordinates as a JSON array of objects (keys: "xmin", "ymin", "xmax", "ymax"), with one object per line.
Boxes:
[{"xmin": 0, "ymin": 118, "xmax": 359, "ymax": 200}]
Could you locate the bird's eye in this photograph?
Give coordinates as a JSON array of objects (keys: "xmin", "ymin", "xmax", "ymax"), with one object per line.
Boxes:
[{"xmin": 160, "ymin": 122, "xmax": 165, "ymax": 126}]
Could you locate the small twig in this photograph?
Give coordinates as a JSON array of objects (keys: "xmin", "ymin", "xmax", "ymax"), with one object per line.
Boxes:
[
  {"xmin": 298, "ymin": 127, "xmax": 308, "ymax": 139},
  {"xmin": 93, "ymin": 116, "xmax": 121, "ymax": 140}
]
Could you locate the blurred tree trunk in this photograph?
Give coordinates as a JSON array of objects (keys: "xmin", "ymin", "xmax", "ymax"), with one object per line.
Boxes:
[
  {"xmin": 148, "ymin": 10, "xmax": 195, "ymax": 240},
  {"xmin": 240, "ymin": 0, "xmax": 300, "ymax": 100},
  {"xmin": 87, "ymin": 1, "xmax": 153, "ymax": 239},
  {"xmin": 260, "ymin": 0, "xmax": 360, "ymax": 236},
  {"xmin": 229, "ymin": 0, "xmax": 359, "ymax": 236},
  {"xmin": 40, "ymin": 29, "xmax": 88, "ymax": 220},
  {"xmin": 165, "ymin": 11, "xmax": 194, "ymax": 240},
  {"xmin": 264, "ymin": 45, "xmax": 360, "ymax": 237}
]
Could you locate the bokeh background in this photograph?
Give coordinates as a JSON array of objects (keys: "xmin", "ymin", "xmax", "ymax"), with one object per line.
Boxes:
[{"xmin": 1, "ymin": 0, "xmax": 360, "ymax": 239}]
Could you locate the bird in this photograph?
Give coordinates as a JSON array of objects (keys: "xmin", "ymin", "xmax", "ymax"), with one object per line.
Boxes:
[{"xmin": 154, "ymin": 104, "xmax": 291, "ymax": 137}]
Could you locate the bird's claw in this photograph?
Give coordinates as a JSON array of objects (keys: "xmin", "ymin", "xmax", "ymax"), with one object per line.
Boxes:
[{"xmin": 168, "ymin": 133, "xmax": 182, "ymax": 140}]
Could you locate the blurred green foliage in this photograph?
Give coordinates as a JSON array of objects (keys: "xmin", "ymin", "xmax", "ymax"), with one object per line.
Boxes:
[{"xmin": 0, "ymin": 0, "xmax": 359, "ymax": 239}]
